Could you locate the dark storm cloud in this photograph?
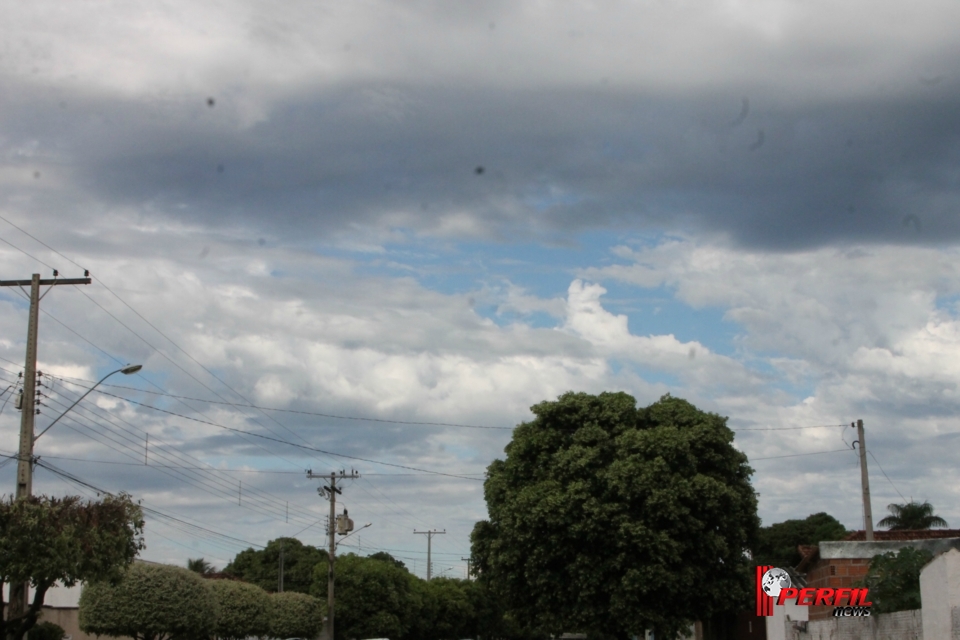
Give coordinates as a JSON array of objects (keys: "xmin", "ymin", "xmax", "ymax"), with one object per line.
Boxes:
[{"xmin": 4, "ymin": 77, "xmax": 960, "ymax": 249}]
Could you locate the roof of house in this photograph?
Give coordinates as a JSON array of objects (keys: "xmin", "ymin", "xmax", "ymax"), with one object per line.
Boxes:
[
  {"xmin": 795, "ymin": 531, "xmax": 960, "ymax": 573},
  {"xmin": 843, "ymin": 529, "xmax": 960, "ymax": 541}
]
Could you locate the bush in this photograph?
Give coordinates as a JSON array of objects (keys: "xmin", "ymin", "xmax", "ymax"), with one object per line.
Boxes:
[
  {"xmin": 209, "ymin": 579, "xmax": 270, "ymax": 640},
  {"xmin": 858, "ymin": 547, "xmax": 933, "ymax": 613},
  {"xmin": 26, "ymin": 622, "xmax": 65, "ymax": 640},
  {"xmin": 79, "ymin": 562, "xmax": 219, "ymax": 640},
  {"xmin": 268, "ymin": 591, "xmax": 324, "ymax": 639}
]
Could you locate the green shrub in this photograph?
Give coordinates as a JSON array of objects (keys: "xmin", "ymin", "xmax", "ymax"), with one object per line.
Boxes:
[
  {"xmin": 268, "ymin": 591, "xmax": 324, "ymax": 639},
  {"xmin": 26, "ymin": 622, "xmax": 65, "ymax": 640},
  {"xmin": 209, "ymin": 579, "xmax": 270, "ymax": 640}
]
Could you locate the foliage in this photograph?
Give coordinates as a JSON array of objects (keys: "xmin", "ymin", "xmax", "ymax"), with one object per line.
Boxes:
[
  {"xmin": 224, "ymin": 537, "xmax": 324, "ymax": 593},
  {"xmin": 0, "ymin": 494, "xmax": 144, "ymax": 640},
  {"xmin": 26, "ymin": 622, "xmax": 65, "ymax": 640},
  {"xmin": 857, "ymin": 547, "xmax": 933, "ymax": 613},
  {"xmin": 186, "ymin": 558, "xmax": 216, "ymax": 575},
  {"xmin": 877, "ymin": 501, "xmax": 948, "ymax": 530},
  {"xmin": 79, "ymin": 562, "xmax": 219, "ymax": 640},
  {"xmin": 471, "ymin": 392, "xmax": 760, "ymax": 640},
  {"xmin": 752, "ymin": 512, "xmax": 847, "ymax": 567},
  {"xmin": 368, "ymin": 551, "xmax": 407, "ymax": 570},
  {"xmin": 267, "ymin": 591, "xmax": 324, "ymax": 639},
  {"xmin": 209, "ymin": 578, "xmax": 269, "ymax": 640},
  {"xmin": 413, "ymin": 578, "xmax": 476, "ymax": 640},
  {"xmin": 312, "ymin": 552, "xmax": 414, "ymax": 640}
]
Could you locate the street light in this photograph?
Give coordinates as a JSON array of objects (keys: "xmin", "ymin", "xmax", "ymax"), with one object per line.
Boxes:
[
  {"xmin": 34, "ymin": 364, "xmax": 143, "ymax": 442},
  {"xmin": 335, "ymin": 522, "xmax": 372, "ymax": 549}
]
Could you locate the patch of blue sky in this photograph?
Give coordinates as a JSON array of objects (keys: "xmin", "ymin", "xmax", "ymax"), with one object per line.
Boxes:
[{"xmin": 934, "ymin": 293, "xmax": 960, "ymax": 316}]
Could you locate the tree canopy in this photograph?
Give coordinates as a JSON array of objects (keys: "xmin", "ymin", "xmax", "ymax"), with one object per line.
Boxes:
[
  {"xmin": 877, "ymin": 501, "xmax": 948, "ymax": 530},
  {"xmin": 267, "ymin": 591, "xmax": 324, "ymax": 639},
  {"xmin": 224, "ymin": 537, "xmax": 325, "ymax": 594},
  {"xmin": 752, "ymin": 512, "xmax": 847, "ymax": 568},
  {"xmin": 471, "ymin": 392, "xmax": 760, "ymax": 639},
  {"xmin": 209, "ymin": 578, "xmax": 269, "ymax": 640},
  {"xmin": 0, "ymin": 494, "xmax": 144, "ymax": 640},
  {"xmin": 312, "ymin": 552, "xmax": 415, "ymax": 640},
  {"xmin": 857, "ymin": 547, "xmax": 933, "ymax": 613},
  {"xmin": 79, "ymin": 562, "xmax": 219, "ymax": 640}
]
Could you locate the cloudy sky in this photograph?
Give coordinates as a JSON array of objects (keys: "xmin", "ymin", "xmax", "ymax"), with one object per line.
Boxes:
[{"xmin": 2, "ymin": 0, "xmax": 960, "ymax": 578}]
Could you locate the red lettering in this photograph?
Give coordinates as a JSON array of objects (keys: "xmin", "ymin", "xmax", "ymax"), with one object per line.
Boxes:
[
  {"xmin": 857, "ymin": 589, "xmax": 872, "ymax": 606},
  {"xmin": 798, "ymin": 588, "xmax": 816, "ymax": 606},
  {"xmin": 777, "ymin": 588, "xmax": 798, "ymax": 605},
  {"xmin": 834, "ymin": 588, "xmax": 851, "ymax": 606},
  {"xmin": 814, "ymin": 588, "xmax": 834, "ymax": 606}
]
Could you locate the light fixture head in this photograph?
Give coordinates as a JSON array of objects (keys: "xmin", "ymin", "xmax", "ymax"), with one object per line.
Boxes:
[{"xmin": 120, "ymin": 364, "xmax": 143, "ymax": 375}]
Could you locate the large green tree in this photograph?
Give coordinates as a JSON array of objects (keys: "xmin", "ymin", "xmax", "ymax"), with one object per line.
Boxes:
[
  {"xmin": 877, "ymin": 501, "xmax": 948, "ymax": 530},
  {"xmin": 79, "ymin": 562, "xmax": 219, "ymax": 640},
  {"xmin": 471, "ymin": 392, "xmax": 760, "ymax": 640},
  {"xmin": 752, "ymin": 512, "xmax": 847, "ymax": 568},
  {"xmin": 224, "ymin": 537, "xmax": 325, "ymax": 594},
  {"xmin": 0, "ymin": 494, "xmax": 144, "ymax": 640},
  {"xmin": 311, "ymin": 553, "xmax": 415, "ymax": 640}
]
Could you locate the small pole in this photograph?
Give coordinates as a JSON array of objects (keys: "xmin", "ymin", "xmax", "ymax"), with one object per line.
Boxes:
[
  {"xmin": 145, "ymin": 433, "xmax": 149, "ymax": 465},
  {"xmin": 855, "ymin": 419, "xmax": 874, "ymax": 541},
  {"xmin": 239, "ymin": 480, "xmax": 242, "ymax": 506}
]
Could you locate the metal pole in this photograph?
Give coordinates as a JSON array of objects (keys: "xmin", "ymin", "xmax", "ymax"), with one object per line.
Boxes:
[
  {"xmin": 856, "ymin": 419, "xmax": 874, "ymax": 541},
  {"xmin": 15, "ymin": 274, "xmax": 40, "ymax": 500},
  {"xmin": 328, "ymin": 472, "xmax": 336, "ymax": 640}
]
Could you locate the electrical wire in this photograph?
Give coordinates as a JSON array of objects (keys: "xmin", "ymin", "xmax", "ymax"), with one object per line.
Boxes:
[
  {"xmin": 88, "ymin": 388, "xmax": 485, "ymax": 481},
  {"xmin": 45, "ymin": 373, "xmax": 508, "ymax": 430},
  {"xmin": 868, "ymin": 450, "xmax": 908, "ymax": 503}
]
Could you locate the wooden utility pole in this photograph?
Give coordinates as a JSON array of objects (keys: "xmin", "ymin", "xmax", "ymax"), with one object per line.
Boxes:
[
  {"xmin": 0, "ymin": 272, "xmax": 90, "ymax": 620},
  {"xmin": 308, "ymin": 469, "xmax": 359, "ymax": 640},
  {"xmin": 462, "ymin": 557, "xmax": 472, "ymax": 579},
  {"xmin": 855, "ymin": 419, "xmax": 874, "ymax": 541},
  {"xmin": 414, "ymin": 529, "xmax": 445, "ymax": 580}
]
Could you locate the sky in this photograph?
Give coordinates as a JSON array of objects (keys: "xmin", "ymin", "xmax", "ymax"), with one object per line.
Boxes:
[{"xmin": 2, "ymin": 0, "xmax": 960, "ymax": 580}]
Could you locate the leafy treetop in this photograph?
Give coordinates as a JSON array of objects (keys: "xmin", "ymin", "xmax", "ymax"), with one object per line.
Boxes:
[
  {"xmin": 0, "ymin": 494, "xmax": 144, "ymax": 640},
  {"xmin": 752, "ymin": 512, "xmax": 847, "ymax": 568},
  {"xmin": 877, "ymin": 501, "xmax": 948, "ymax": 530},
  {"xmin": 472, "ymin": 392, "xmax": 760, "ymax": 640}
]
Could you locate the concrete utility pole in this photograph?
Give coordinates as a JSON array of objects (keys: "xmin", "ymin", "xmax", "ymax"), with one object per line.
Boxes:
[
  {"xmin": 854, "ymin": 419, "xmax": 874, "ymax": 541},
  {"xmin": 462, "ymin": 557, "xmax": 472, "ymax": 579},
  {"xmin": 414, "ymin": 529, "xmax": 445, "ymax": 580},
  {"xmin": 308, "ymin": 469, "xmax": 359, "ymax": 640},
  {"xmin": 0, "ymin": 272, "xmax": 90, "ymax": 620}
]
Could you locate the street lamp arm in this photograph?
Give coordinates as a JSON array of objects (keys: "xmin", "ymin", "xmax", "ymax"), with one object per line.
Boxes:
[
  {"xmin": 34, "ymin": 364, "xmax": 142, "ymax": 442},
  {"xmin": 335, "ymin": 522, "xmax": 372, "ymax": 549}
]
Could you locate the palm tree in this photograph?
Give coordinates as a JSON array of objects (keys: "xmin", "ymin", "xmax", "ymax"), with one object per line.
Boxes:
[
  {"xmin": 186, "ymin": 557, "xmax": 216, "ymax": 575},
  {"xmin": 877, "ymin": 501, "xmax": 948, "ymax": 530}
]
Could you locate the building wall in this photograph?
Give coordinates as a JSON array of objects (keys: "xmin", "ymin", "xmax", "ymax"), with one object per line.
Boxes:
[
  {"xmin": 766, "ymin": 602, "xmax": 808, "ymax": 640},
  {"xmin": 804, "ymin": 559, "xmax": 872, "ymax": 621},
  {"xmin": 789, "ymin": 609, "xmax": 921, "ymax": 640},
  {"xmin": 919, "ymin": 547, "xmax": 960, "ymax": 639}
]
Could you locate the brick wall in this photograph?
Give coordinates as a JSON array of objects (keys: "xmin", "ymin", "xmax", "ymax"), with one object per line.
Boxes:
[
  {"xmin": 791, "ymin": 609, "xmax": 921, "ymax": 640},
  {"xmin": 805, "ymin": 559, "xmax": 872, "ymax": 621}
]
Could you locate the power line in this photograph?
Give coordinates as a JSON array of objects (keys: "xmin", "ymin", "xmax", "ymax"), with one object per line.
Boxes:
[
  {"xmin": 34, "ymin": 458, "xmax": 264, "ymax": 549},
  {"xmin": 45, "ymin": 373, "xmax": 508, "ymax": 430},
  {"xmin": 88, "ymin": 388, "xmax": 484, "ymax": 481},
  {"xmin": 868, "ymin": 450, "xmax": 908, "ymax": 503},
  {"xmin": 750, "ymin": 448, "xmax": 852, "ymax": 461},
  {"xmin": 732, "ymin": 424, "xmax": 847, "ymax": 431}
]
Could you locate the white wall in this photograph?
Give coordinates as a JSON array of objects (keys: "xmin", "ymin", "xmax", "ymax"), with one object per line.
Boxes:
[
  {"xmin": 920, "ymin": 547, "xmax": 960, "ymax": 639},
  {"xmin": 1, "ymin": 582, "xmax": 82, "ymax": 608},
  {"xmin": 766, "ymin": 601, "xmax": 809, "ymax": 640}
]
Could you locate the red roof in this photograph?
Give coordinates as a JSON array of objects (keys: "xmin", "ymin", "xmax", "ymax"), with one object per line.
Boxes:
[{"xmin": 844, "ymin": 529, "xmax": 960, "ymax": 541}]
